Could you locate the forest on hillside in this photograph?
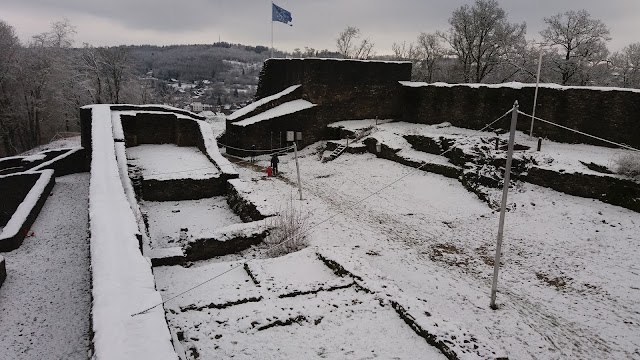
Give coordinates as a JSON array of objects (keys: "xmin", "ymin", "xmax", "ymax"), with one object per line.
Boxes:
[{"xmin": 127, "ymin": 43, "xmax": 270, "ymax": 82}]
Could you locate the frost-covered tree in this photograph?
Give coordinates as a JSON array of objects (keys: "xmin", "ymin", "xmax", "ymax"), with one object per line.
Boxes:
[
  {"xmin": 440, "ymin": 0, "xmax": 526, "ymax": 83},
  {"xmin": 98, "ymin": 46, "xmax": 131, "ymax": 104},
  {"xmin": 393, "ymin": 33, "xmax": 446, "ymax": 82},
  {"xmin": 336, "ymin": 26, "xmax": 375, "ymax": 60},
  {"xmin": 540, "ymin": 10, "xmax": 611, "ymax": 85},
  {"xmin": 0, "ymin": 20, "xmax": 22, "ymax": 155},
  {"xmin": 610, "ymin": 43, "xmax": 640, "ymax": 88},
  {"xmin": 16, "ymin": 19, "xmax": 80, "ymax": 147}
]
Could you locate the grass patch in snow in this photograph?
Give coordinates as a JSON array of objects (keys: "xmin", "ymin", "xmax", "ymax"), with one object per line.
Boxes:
[
  {"xmin": 263, "ymin": 198, "xmax": 310, "ymax": 258},
  {"xmin": 614, "ymin": 153, "xmax": 640, "ymax": 180}
]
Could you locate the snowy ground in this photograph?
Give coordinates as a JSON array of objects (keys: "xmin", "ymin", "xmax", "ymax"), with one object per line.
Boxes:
[
  {"xmin": 193, "ymin": 132, "xmax": 640, "ymax": 360},
  {"xmin": 127, "ymin": 144, "xmax": 219, "ymax": 180},
  {"xmin": 155, "ymin": 249, "xmax": 448, "ymax": 359},
  {"xmin": 18, "ymin": 136, "xmax": 81, "ymax": 156},
  {"xmin": 331, "ymin": 119, "xmax": 638, "ymax": 177},
  {"xmin": 143, "ymin": 197, "xmax": 242, "ymax": 248},
  {"xmin": 0, "ymin": 173, "xmax": 91, "ymax": 360}
]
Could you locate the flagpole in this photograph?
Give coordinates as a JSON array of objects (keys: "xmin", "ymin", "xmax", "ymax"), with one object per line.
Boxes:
[{"xmin": 270, "ymin": 2, "xmax": 274, "ymax": 58}]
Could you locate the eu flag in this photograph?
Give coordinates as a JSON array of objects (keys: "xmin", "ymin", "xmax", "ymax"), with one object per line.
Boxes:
[{"xmin": 272, "ymin": 3, "xmax": 293, "ymax": 26}]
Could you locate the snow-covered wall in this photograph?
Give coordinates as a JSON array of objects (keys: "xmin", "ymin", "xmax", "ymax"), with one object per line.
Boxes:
[
  {"xmin": 400, "ymin": 81, "xmax": 640, "ymax": 148},
  {"xmin": 0, "ymin": 170, "xmax": 55, "ymax": 251},
  {"xmin": 86, "ymin": 105, "xmax": 177, "ymax": 360}
]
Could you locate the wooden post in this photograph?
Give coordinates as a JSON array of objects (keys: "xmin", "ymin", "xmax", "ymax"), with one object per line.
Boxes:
[
  {"xmin": 530, "ymin": 48, "xmax": 543, "ymax": 138},
  {"xmin": 294, "ymin": 142, "xmax": 303, "ymax": 200},
  {"xmin": 537, "ymin": 138, "xmax": 542, "ymax": 151},
  {"xmin": 495, "ymin": 137, "xmax": 499, "ymax": 151},
  {"xmin": 490, "ymin": 101, "xmax": 519, "ymax": 310}
]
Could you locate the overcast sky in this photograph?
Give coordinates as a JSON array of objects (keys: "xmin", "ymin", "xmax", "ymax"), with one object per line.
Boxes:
[{"xmin": 1, "ymin": 0, "xmax": 639, "ymax": 54}]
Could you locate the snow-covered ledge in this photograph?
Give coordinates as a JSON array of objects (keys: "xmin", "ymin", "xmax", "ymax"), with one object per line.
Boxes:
[
  {"xmin": 0, "ymin": 170, "xmax": 55, "ymax": 251},
  {"xmin": 86, "ymin": 105, "xmax": 177, "ymax": 360}
]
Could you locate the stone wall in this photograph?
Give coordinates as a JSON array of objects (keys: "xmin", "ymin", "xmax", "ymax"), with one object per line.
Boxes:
[
  {"xmin": 401, "ymin": 83, "xmax": 640, "ymax": 148},
  {"xmin": 259, "ymin": 59, "xmax": 411, "ymax": 121},
  {"xmin": 0, "ymin": 171, "xmax": 55, "ymax": 251},
  {"xmin": 30, "ymin": 148, "xmax": 87, "ymax": 176},
  {"xmin": 225, "ymin": 107, "xmax": 318, "ymax": 156},
  {"xmin": 0, "ymin": 173, "xmax": 39, "ymax": 225},
  {"xmin": 141, "ymin": 177, "xmax": 227, "ymax": 201},
  {"xmin": 226, "ymin": 59, "xmax": 412, "ymax": 155}
]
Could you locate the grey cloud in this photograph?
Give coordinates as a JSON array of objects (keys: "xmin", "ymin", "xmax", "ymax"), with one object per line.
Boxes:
[{"xmin": 1, "ymin": 0, "xmax": 638, "ymax": 52}]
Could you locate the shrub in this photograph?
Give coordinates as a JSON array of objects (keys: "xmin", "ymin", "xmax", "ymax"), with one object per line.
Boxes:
[
  {"xmin": 315, "ymin": 142, "xmax": 327, "ymax": 161},
  {"xmin": 264, "ymin": 199, "xmax": 310, "ymax": 257},
  {"xmin": 614, "ymin": 153, "xmax": 640, "ymax": 180},
  {"xmin": 353, "ymin": 126, "xmax": 375, "ymax": 142}
]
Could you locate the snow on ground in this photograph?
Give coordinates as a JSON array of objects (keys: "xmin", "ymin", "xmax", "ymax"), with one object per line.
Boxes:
[
  {"xmin": 215, "ymin": 134, "xmax": 640, "ymax": 360},
  {"xmin": 155, "ymin": 249, "xmax": 448, "ymax": 359},
  {"xmin": 18, "ymin": 136, "xmax": 81, "ymax": 156},
  {"xmin": 127, "ymin": 144, "xmax": 219, "ymax": 180},
  {"xmin": 331, "ymin": 119, "xmax": 638, "ymax": 177},
  {"xmin": 0, "ymin": 173, "xmax": 91, "ymax": 360},
  {"xmin": 143, "ymin": 197, "xmax": 242, "ymax": 248}
]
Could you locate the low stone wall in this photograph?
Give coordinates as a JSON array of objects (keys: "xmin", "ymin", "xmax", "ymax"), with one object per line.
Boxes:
[
  {"xmin": 0, "ymin": 256, "xmax": 6, "ymax": 288},
  {"xmin": 362, "ymin": 138, "xmax": 462, "ymax": 179},
  {"xmin": 0, "ymin": 170, "xmax": 55, "ymax": 252},
  {"xmin": 141, "ymin": 177, "xmax": 227, "ymax": 201},
  {"xmin": 0, "ymin": 173, "xmax": 39, "ymax": 225},
  {"xmin": 80, "ymin": 104, "xmax": 205, "ymax": 167},
  {"xmin": 525, "ymin": 167, "xmax": 640, "ymax": 212},
  {"xmin": 226, "ymin": 179, "xmax": 277, "ymax": 222},
  {"xmin": 183, "ymin": 221, "xmax": 269, "ymax": 261},
  {"xmin": 30, "ymin": 148, "xmax": 87, "ymax": 176},
  {"xmin": 401, "ymin": 83, "xmax": 640, "ymax": 149},
  {"xmin": 363, "ymin": 132, "xmax": 640, "ymax": 212}
]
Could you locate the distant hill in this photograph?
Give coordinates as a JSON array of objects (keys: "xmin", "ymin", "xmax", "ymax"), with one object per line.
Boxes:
[{"xmin": 127, "ymin": 42, "xmax": 271, "ymax": 82}]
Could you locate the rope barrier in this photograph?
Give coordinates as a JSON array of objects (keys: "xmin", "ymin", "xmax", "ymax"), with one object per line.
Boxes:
[
  {"xmin": 130, "ymin": 109, "xmax": 513, "ymax": 317},
  {"xmin": 218, "ymin": 142, "xmax": 294, "ymax": 153},
  {"xmin": 517, "ymin": 110, "xmax": 640, "ymax": 152},
  {"xmin": 128, "ymin": 145, "xmax": 294, "ymax": 177},
  {"xmin": 130, "ymin": 263, "xmax": 245, "ymax": 317}
]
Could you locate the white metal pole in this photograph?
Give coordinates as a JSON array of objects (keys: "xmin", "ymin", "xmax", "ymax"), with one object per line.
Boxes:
[
  {"xmin": 490, "ymin": 101, "xmax": 519, "ymax": 310},
  {"xmin": 294, "ymin": 142, "xmax": 303, "ymax": 200},
  {"xmin": 270, "ymin": 2, "xmax": 274, "ymax": 59},
  {"xmin": 529, "ymin": 48, "xmax": 543, "ymax": 138}
]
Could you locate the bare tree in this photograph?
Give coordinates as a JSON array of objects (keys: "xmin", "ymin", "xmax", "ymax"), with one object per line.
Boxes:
[
  {"xmin": 15, "ymin": 19, "xmax": 79, "ymax": 147},
  {"xmin": 440, "ymin": 0, "xmax": 526, "ymax": 83},
  {"xmin": 392, "ymin": 41, "xmax": 417, "ymax": 60},
  {"xmin": 0, "ymin": 20, "xmax": 20, "ymax": 86},
  {"xmin": 414, "ymin": 33, "xmax": 446, "ymax": 82},
  {"xmin": 609, "ymin": 43, "xmax": 640, "ymax": 88},
  {"xmin": 0, "ymin": 20, "xmax": 23, "ymax": 155},
  {"xmin": 80, "ymin": 44, "xmax": 104, "ymax": 103},
  {"xmin": 336, "ymin": 26, "xmax": 375, "ymax": 59},
  {"xmin": 98, "ymin": 46, "xmax": 131, "ymax": 103},
  {"xmin": 541, "ymin": 10, "xmax": 611, "ymax": 85}
]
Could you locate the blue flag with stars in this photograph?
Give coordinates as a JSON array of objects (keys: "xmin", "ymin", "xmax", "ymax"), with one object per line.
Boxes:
[{"xmin": 272, "ymin": 3, "xmax": 293, "ymax": 26}]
